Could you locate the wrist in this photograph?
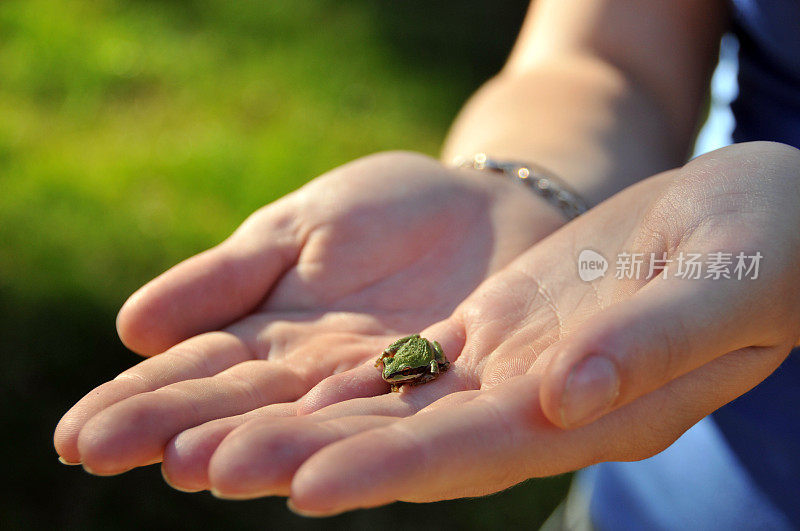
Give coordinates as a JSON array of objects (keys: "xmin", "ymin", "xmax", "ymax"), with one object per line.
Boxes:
[
  {"xmin": 442, "ymin": 63, "xmax": 680, "ymax": 206},
  {"xmin": 447, "ymin": 162, "xmax": 569, "ymax": 235},
  {"xmin": 453, "ymin": 153, "xmax": 589, "ymax": 223}
]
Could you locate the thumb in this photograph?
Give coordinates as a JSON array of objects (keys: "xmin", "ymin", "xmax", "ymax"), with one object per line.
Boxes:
[
  {"xmin": 116, "ymin": 204, "xmax": 301, "ymax": 356},
  {"xmin": 538, "ymin": 269, "xmax": 788, "ymax": 429}
]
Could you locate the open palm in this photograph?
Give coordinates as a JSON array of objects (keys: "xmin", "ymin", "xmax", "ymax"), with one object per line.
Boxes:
[
  {"xmin": 156, "ymin": 144, "xmax": 800, "ymax": 514},
  {"xmin": 54, "ymin": 151, "xmax": 566, "ymax": 474}
]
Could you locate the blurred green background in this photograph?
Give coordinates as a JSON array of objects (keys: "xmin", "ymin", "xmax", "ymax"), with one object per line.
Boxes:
[{"xmin": 1, "ymin": 0, "xmax": 571, "ymax": 528}]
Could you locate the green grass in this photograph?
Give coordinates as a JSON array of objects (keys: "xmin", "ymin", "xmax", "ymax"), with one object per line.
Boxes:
[
  {"xmin": 1, "ymin": 1, "xmax": 570, "ymax": 528},
  {"xmin": 0, "ymin": 0, "xmax": 467, "ymax": 300}
]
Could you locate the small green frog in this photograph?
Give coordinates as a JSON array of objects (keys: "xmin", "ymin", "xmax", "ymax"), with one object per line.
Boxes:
[{"xmin": 375, "ymin": 334, "xmax": 449, "ymax": 392}]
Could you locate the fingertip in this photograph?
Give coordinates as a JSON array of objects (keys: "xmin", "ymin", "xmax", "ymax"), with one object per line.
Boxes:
[
  {"xmin": 207, "ymin": 422, "xmax": 291, "ymax": 498},
  {"xmin": 76, "ymin": 414, "xmax": 132, "ymax": 475},
  {"xmin": 115, "ymin": 246, "xmax": 232, "ymax": 357},
  {"xmin": 116, "ymin": 286, "xmax": 173, "ymax": 356},
  {"xmin": 54, "ymin": 410, "xmax": 84, "ymax": 465},
  {"xmin": 289, "ymin": 461, "xmax": 376, "ymax": 516},
  {"xmin": 162, "ymin": 418, "xmax": 243, "ymax": 493},
  {"xmin": 286, "ymin": 498, "xmax": 343, "ymax": 518},
  {"xmin": 116, "ymin": 290, "xmax": 144, "ymax": 353},
  {"xmin": 289, "ymin": 432, "xmax": 400, "ymax": 515},
  {"xmin": 295, "ymin": 363, "xmax": 387, "ymax": 415},
  {"xmin": 539, "ymin": 335, "xmax": 623, "ymax": 430},
  {"xmin": 81, "ymin": 461, "xmax": 125, "ymax": 477},
  {"xmin": 538, "ymin": 342, "xmax": 582, "ymax": 429},
  {"xmin": 76, "ymin": 397, "xmax": 165, "ymax": 475},
  {"xmin": 288, "ymin": 463, "xmax": 344, "ymax": 516},
  {"xmin": 161, "ymin": 463, "xmax": 203, "ymax": 493},
  {"xmin": 54, "ymin": 378, "xmax": 144, "ymax": 465}
]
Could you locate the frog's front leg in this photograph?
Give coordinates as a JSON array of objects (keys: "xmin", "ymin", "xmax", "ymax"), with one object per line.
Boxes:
[
  {"xmin": 432, "ymin": 341, "xmax": 450, "ymax": 372},
  {"xmin": 375, "ymin": 351, "xmax": 394, "ymax": 368},
  {"xmin": 432, "ymin": 340, "xmax": 446, "ymax": 363},
  {"xmin": 429, "ymin": 360, "xmax": 439, "ymax": 375}
]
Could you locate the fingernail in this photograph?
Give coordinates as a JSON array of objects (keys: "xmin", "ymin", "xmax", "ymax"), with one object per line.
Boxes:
[
  {"xmin": 209, "ymin": 488, "xmax": 257, "ymax": 500},
  {"xmin": 81, "ymin": 463, "xmax": 107, "ymax": 476},
  {"xmin": 210, "ymin": 488, "xmax": 244, "ymax": 500},
  {"xmin": 210, "ymin": 487, "xmax": 278, "ymax": 500},
  {"xmin": 161, "ymin": 466, "xmax": 203, "ymax": 493},
  {"xmin": 81, "ymin": 463, "xmax": 125, "ymax": 477},
  {"xmin": 286, "ymin": 499, "xmax": 339, "ymax": 518},
  {"xmin": 559, "ymin": 356, "xmax": 619, "ymax": 428},
  {"xmin": 58, "ymin": 456, "xmax": 81, "ymax": 466}
]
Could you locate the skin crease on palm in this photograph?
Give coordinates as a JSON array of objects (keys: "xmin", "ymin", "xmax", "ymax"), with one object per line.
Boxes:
[{"xmin": 54, "ymin": 142, "xmax": 800, "ymax": 516}]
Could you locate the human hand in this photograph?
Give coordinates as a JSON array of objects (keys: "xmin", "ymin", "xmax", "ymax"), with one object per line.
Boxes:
[
  {"xmin": 54, "ymin": 151, "xmax": 566, "ymax": 473},
  {"xmin": 176, "ymin": 142, "xmax": 800, "ymax": 513}
]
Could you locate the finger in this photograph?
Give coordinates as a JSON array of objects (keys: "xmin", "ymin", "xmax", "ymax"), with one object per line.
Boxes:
[
  {"xmin": 289, "ymin": 380, "xmax": 550, "ymax": 515},
  {"xmin": 288, "ymin": 343, "xmax": 788, "ymax": 515},
  {"xmin": 188, "ymin": 364, "xmax": 475, "ymax": 496},
  {"xmin": 76, "ymin": 331, "xmax": 398, "ymax": 473},
  {"xmin": 116, "ymin": 205, "xmax": 301, "ymax": 355},
  {"xmin": 163, "ymin": 417, "xmax": 244, "ymax": 492},
  {"xmin": 162, "ymin": 402, "xmax": 297, "ymax": 492},
  {"xmin": 304, "ymin": 365, "xmax": 474, "ymax": 421},
  {"xmin": 76, "ymin": 360, "xmax": 309, "ymax": 475},
  {"xmin": 54, "ymin": 331, "xmax": 253, "ymax": 464},
  {"xmin": 208, "ymin": 415, "xmax": 397, "ymax": 499},
  {"xmin": 160, "ymin": 358, "xmax": 467, "ymax": 493},
  {"xmin": 57, "ymin": 313, "xmax": 390, "ymax": 466},
  {"xmin": 539, "ymin": 271, "xmax": 785, "ymax": 429},
  {"xmin": 206, "ymin": 385, "xmax": 479, "ymax": 499},
  {"xmin": 295, "ymin": 362, "xmax": 392, "ymax": 415}
]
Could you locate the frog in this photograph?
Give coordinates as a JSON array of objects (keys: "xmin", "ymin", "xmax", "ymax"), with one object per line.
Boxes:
[{"xmin": 374, "ymin": 334, "xmax": 449, "ymax": 392}]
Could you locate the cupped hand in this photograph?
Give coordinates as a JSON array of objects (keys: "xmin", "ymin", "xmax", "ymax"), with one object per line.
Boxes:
[
  {"xmin": 172, "ymin": 142, "xmax": 800, "ymax": 513},
  {"xmin": 53, "ymin": 151, "xmax": 566, "ymax": 473}
]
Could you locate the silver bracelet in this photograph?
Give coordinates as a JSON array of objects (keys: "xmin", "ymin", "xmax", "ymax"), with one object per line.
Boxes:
[{"xmin": 453, "ymin": 153, "xmax": 589, "ymax": 220}]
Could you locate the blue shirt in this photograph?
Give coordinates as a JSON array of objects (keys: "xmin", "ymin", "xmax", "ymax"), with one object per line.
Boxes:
[
  {"xmin": 585, "ymin": 352, "xmax": 799, "ymax": 530},
  {"xmin": 585, "ymin": 1, "xmax": 800, "ymax": 528},
  {"xmin": 730, "ymin": 0, "xmax": 800, "ymax": 148}
]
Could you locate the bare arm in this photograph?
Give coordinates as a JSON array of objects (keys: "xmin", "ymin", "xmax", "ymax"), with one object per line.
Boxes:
[{"xmin": 442, "ymin": 0, "xmax": 727, "ymax": 205}]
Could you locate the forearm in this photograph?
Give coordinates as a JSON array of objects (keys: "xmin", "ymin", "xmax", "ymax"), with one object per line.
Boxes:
[
  {"xmin": 442, "ymin": 0, "xmax": 727, "ymax": 206},
  {"xmin": 442, "ymin": 55, "xmax": 686, "ymax": 206}
]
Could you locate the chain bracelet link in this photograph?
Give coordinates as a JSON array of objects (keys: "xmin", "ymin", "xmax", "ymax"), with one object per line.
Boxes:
[{"xmin": 453, "ymin": 153, "xmax": 589, "ymax": 221}]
